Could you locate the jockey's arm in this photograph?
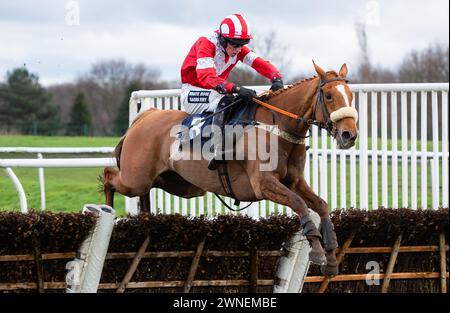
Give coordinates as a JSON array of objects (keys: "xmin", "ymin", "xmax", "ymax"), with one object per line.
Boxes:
[
  {"xmin": 238, "ymin": 46, "xmax": 283, "ymax": 90},
  {"xmin": 195, "ymin": 38, "xmax": 235, "ymax": 94}
]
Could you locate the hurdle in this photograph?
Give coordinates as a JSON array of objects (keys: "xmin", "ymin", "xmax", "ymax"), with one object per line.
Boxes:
[
  {"xmin": 273, "ymin": 209, "xmax": 321, "ymax": 293},
  {"xmin": 65, "ymin": 204, "xmax": 116, "ymax": 293}
]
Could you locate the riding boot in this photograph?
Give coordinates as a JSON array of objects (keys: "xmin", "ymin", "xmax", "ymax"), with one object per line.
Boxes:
[{"xmin": 207, "ymin": 108, "xmax": 226, "ymax": 170}]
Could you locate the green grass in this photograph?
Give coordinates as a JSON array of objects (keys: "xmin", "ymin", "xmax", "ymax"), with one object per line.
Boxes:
[
  {"xmin": 0, "ymin": 135, "xmax": 125, "ymax": 215},
  {"xmin": 0, "ymin": 168, "xmax": 125, "ymax": 215},
  {"xmin": 0, "ymin": 135, "xmax": 119, "ymax": 147}
]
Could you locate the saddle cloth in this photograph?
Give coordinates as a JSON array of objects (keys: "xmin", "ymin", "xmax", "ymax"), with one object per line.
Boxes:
[{"xmin": 176, "ymin": 99, "xmax": 258, "ymax": 146}]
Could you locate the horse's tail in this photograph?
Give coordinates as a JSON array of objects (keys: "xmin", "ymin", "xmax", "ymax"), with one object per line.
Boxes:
[
  {"xmin": 113, "ymin": 107, "xmax": 158, "ymax": 170},
  {"xmin": 98, "ymin": 137, "xmax": 124, "ymax": 194},
  {"xmin": 114, "ymin": 135, "xmax": 126, "ymax": 170}
]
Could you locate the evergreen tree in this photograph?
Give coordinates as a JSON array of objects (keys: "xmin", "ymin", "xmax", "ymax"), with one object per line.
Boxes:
[
  {"xmin": 114, "ymin": 81, "xmax": 141, "ymax": 136},
  {"xmin": 67, "ymin": 92, "xmax": 92, "ymax": 136},
  {"xmin": 0, "ymin": 68, "xmax": 60, "ymax": 134}
]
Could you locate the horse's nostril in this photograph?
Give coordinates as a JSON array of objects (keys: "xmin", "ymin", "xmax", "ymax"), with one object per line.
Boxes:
[{"xmin": 341, "ymin": 131, "xmax": 353, "ymax": 141}]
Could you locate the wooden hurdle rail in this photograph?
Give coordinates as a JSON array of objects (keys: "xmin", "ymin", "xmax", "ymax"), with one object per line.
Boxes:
[
  {"xmin": 0, "ymin": 232, "xmax": 448, "ymax": 293},
  {"xmin": 0, "ymin": 208, "xmax": 320, "ymax": 293},
  {"xmin": 0, "ymin": 245, "xmax": 283, "ymax": 292},
  {"xmin": 303, "ymin": 232, "xmax": 449, "ymax": 293}
]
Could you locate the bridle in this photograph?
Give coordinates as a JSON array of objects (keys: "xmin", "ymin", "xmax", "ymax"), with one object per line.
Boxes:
[
  {"xmin": 313, "ymin": 76, "xmax": 349, "ymax": 136},
  {"xmin": 252, "ymin": 76, "xmax": 349, "ymax": 139}
]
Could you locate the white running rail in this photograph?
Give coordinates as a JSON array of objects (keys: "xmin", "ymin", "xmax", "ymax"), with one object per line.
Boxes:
[{"xmin": 0, "ymin": 148, "xmax": 131, "ymax": 214}]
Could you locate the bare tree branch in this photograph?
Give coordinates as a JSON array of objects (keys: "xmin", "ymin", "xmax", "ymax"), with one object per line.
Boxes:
[{"xmin": 228, "ymin": 30, "xmax": 293, "ymax": 86}]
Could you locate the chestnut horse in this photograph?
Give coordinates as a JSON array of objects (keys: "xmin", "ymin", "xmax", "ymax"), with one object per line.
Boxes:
[{"xmin": 101, "ymin": 62, "xmax": 358, "ymax": 276}]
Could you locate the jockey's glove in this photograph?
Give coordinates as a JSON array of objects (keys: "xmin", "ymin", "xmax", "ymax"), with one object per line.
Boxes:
[
  {"xmin": 270, "ymin": 77, "xmax": 284, "ymax": 91},
  {"xmin": 232, "ymin": 86, "xmax": 257, "ymax": 104}
]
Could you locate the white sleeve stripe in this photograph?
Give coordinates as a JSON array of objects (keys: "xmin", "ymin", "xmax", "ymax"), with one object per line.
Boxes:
[
  {"xmin": 196, "ymin": 57, "xmax": 215, "ymax": 69},
  {"xmin": 243, "ymin": 51, "xmax": 258, "ymax": 66}
]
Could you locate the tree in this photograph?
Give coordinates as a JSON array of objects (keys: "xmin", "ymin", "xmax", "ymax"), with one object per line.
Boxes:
[
  {"xmin": 114, "ymin": 81, "xmax": 142, "ymax": 136},
  {"xmin": 228, "ymin": 30, "xmax": 293, "ymax": 86},
  {"xmin": 354, "ymin": 21, "xmax": 371, "ymax": 83},
  {"xmin": 66, "ymin": 92, "xmax": 92, "ymax": 136},
  {"xmin": 398, "ymin": 43, "xmax": 449, "ymax": 83},
  {"xmin": 76, "ymin": 59, "xmax": 168, "ymax": 135},
  {"xmin": 352, "ymin": 21, "xmax": 397, "ymax": 83},
  {"xmin": 0, "ymin": 68, "xmax": 60, "ymax": 134}
]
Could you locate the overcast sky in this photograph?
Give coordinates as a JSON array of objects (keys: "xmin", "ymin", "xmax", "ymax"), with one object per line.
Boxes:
[{"xmin": 0, "ymin": 0, "xmax": 448, "ymax": 86}]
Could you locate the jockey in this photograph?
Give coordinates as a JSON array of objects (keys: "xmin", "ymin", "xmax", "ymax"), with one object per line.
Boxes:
[{"xmin": 180, "ymin": 13, "xmax": 284, "ymax": 170}]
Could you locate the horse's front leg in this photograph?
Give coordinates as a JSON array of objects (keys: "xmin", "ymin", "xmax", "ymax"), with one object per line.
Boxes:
[
  {"xmin": 253, "ymin": 173, "xmax": 326, "ymax": 265},
  {"xmin": 293, "ymin": 178, "xmax": 339, "ymax": 276}
]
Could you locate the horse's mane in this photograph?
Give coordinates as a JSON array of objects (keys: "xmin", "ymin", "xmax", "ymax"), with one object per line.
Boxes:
[
  {"xmin": 264, "ymin": 70, "xmax": 339, "ymax": 100},
  {"xmin": 265, "ymin": 75, "xmax": 318, "ymax": 100}
]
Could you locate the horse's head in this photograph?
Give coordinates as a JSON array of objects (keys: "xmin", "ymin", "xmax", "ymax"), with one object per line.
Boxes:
[{"xmin": 312, "ymin": 61, "xmax": 359, "ymax": 149}]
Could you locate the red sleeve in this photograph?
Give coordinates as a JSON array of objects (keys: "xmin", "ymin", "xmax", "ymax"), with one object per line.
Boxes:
[
  {"xmin": 238, "ymin": 46, "xmax": 282, "ymax": 81},
  {"xmin": 195, "ymin": 38, "xmax": 234, "ymax": 93}
]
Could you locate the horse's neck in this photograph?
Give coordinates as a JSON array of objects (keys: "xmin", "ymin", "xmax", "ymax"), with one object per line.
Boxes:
[{"xmin": 255, "ymin": 78, "xmax": 319, "ymax": 136}]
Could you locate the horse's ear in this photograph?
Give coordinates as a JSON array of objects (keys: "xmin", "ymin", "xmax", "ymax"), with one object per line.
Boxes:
[
  {"xmin": 312, "ymin": 60, "xmax": 326, "ymax": 80},
  {"xmin": 339, "ymin": 63, "xmax": 348, "ymax": 79}
]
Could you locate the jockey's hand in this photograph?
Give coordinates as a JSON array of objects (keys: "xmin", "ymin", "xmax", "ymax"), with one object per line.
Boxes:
[
  {"xmin": 270, "ymin": 77, "xmax": 284, "ymax": 91},
  {"xmin": 232, "ymin": 86, "xmax": 257, "ymax": 104}
]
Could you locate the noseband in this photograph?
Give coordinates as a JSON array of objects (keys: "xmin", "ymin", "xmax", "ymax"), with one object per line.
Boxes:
[{"xmin": 313, "ymin": 76, "xmax": 349, "ymax": 137}]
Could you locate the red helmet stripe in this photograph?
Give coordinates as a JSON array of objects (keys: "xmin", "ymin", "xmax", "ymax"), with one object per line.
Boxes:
[{"xmin": 222, "ymin": 17, "xmax": 235, "ymax": 37}]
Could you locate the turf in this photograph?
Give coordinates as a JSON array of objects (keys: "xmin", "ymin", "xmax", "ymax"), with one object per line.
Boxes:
[{"xmin": 0, "ymin": 135, "xmax": 125, "ymax": 215}]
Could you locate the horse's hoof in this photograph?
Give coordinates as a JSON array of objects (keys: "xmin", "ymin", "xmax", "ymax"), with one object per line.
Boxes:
[
  {"xmin": 307, "ymin": 236, "xmax": 327, "ymax": 265},
  {"xmin": 309, "ymin": 250, "xmax": 327, "ymax": 265},
  {"xmin": 320, "ymin": 264, "xmax": 339, "ymax": 277}
]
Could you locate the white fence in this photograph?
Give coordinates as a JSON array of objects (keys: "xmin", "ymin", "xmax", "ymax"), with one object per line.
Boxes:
[
  {"xmin": 128, "ymin": 83, "xmax": 449, "ymax": 215},
  {"xmin": 1, "ymin": 83, "xmax": 448, "ymax": 216},
  {"xmin": 0, "ymin": 148, "xmax": 135, "ymax": 214}
]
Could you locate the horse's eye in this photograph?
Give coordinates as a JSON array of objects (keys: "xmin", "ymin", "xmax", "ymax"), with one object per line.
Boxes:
[{"xmin": 325, "ymin": 93, "xmax": 332, "ymax": 100}]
